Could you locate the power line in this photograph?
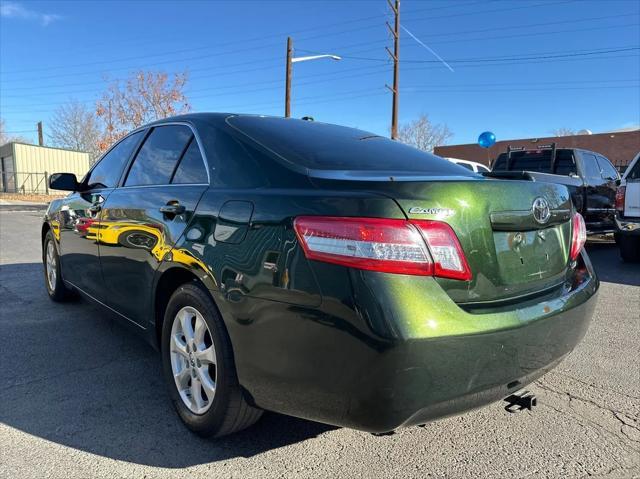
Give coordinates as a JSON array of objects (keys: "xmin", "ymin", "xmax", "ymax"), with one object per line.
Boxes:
[
  {"xmin": 335, "ymin": 46, "xmax": 640, "ymax": 64},
  {"xmin": 0, "ymin": 63, "xmax": 386, "ymax": 99},
  {"xmin": 2, "ymin": 52, "xmax": 638, "ymax": 114},
  {"xmin": 300, "ymin": 20, "xmax": 640, "ymax": 62},
  {"xmin": 0, "ymin": 35, "xmax": 636, "ymax": 98},
  {"xmin": 0, "ymin": 66, "xmax": 391, "ymax": 110},
  {"xmin": 5, "ymin": 81, "xmax": 637, "ymax": 118},
  {"xmin": 0, "ymin": 0, "xmax": 588, "ymax": 83},
  {"xmin": 296, "ymin": 11, "xmax": 639, "ymax": 55},
  {"xmin": 3, "ymin": 45, "xmax": 637, "ymax": 111},
  {"xmin": 0, "ymin": 0, "xmax": 493, "ymax": 76}
]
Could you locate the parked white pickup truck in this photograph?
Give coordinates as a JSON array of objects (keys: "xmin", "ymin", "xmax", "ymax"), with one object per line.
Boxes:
[{"xmin": 615, "ymin": 152, "xmax": 640, "ymax": 262}]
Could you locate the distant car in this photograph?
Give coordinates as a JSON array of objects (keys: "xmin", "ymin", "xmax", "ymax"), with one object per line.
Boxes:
[
  {"xmin": 491, "ymin": 145, "xmax": 619, "ymax": 234},
  {"xmin": 444, "ymin": 157, "xmax": 490, "ymax": 173},
  {"xmin": 43, "ymin": 113, "xmax": 597, "ymax": 438},
  {"xmin": 615, "ymin": 151, "xmax": 640, "ymax": 262}
]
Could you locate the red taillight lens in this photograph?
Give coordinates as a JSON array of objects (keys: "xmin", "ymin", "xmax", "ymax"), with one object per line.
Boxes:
[
  {"xmin": 293, "ymin": 216, "xmax": 472, "ymax": 280},
  {"xmin": 569, "ymin": 212, "xmax": 587, "ymax": 261},
  {"xmin": 411, "ymin": 220, "xmax": 472, "ymax": 280},
  {"xmin": 615, "ymin": 186, "xmax": 626, "ymax": 212}
]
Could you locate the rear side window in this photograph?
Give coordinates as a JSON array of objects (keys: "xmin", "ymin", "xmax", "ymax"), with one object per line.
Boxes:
[
  {"xmin": 581, "ymin": 153, "xmax": 602, "ymax": 180},
  {"xmin": 596, "ymin": 156, "xmax": 618, "ymax": 180},
  {"xmin": 84, "ymin": 131, "xmax": 143, "ymax": 189},
  {"xmin": 456, "ymin": 162, "xmax": 474, "ymax": 171},
  {"xmin": 125, "ymin": 125, "xmax": 192, "ymax": 186},
  {"xmin": 227, "ymin": 116, "xmax": 468, "ymax": 175},
  {"xmin": 554, "ymin": 150, "xmax": 577, "ymax": 175},
  {"xmin": 172, "ymin": 138, "xmax": 208, "ymax": 184}
]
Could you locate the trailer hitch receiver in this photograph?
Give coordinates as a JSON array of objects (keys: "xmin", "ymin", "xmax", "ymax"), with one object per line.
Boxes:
[{"xmin": 504, "ymin": 390, "xmax": 537, "ymax": 413}]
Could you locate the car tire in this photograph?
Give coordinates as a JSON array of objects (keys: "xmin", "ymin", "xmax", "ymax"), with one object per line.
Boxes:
[
  {"xmin": 619, "ymin": 235, "xmax": 640, "ymax": 263},
  {"xmin": 43, "ymin": 230, "xmax": 75, "ymax": 302},
  {"xmin": 161, "ymin": 282, "xmax": 262, "ymax": 437}
]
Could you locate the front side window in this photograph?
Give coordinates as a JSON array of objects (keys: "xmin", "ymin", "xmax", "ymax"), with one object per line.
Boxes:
[
  {"xmin": 84, "ymin": 131, "xmax": 143, "ymax": 189},
  {"xmin": 125, "ymin": 125, "xmax": 192, "ymax": 186}
]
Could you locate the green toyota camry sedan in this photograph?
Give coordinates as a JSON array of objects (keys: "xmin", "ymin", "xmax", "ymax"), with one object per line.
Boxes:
[{"xmin": 43, "ymin": 113, "xmax": 597, "ymax": 437}]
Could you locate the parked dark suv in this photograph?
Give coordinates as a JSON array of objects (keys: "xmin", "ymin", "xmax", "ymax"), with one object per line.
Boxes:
[
  {"xmin": 491, "ymin": 145, "xmax": 619, "ymax": 233},
  {"xmin": 43, "ymin": 114, "xmax": 598, "ymax": 438}
]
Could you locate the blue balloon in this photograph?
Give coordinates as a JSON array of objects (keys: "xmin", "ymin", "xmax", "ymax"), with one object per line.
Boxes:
[{"xmin": 478, "ymin": 131, "xmax": 496, "ymax": 148}]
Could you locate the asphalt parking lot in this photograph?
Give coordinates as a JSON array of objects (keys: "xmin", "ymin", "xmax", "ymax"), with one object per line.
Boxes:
[{"xmin": 1, "ymin": 207, "xmax": 639, "ymax": 479}]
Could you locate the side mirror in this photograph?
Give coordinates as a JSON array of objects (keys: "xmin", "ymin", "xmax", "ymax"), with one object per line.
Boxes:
[{"xmin": 49, "ymin": 172, "xmax": 79, "ymax": 191}]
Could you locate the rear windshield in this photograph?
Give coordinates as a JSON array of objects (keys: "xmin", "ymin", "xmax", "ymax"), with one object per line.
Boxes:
[
  {"xmin": 493, "ymin": 149, "xmax": 576, "ymax": 175},
  {"xmin": 227, "ymin": 116, "xmax": 470, "ymax": 175}
]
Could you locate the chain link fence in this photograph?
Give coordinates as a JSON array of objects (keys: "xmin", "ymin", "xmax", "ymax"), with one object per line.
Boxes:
[{"xmin": 0, "ymin": 172, "xmax": 50, "ymax": 195}]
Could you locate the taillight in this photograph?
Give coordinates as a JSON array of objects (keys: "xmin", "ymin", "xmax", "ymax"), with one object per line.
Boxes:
[
  {"xmin": 293, "ymin": 216, "xmax": 472, "ymax": 280},
  {"xmin": 615, "ymin": 186, "xmax": 626, "ymax": 212},
  {"xmin": 569, "ymin": 212, "xmax": 587, "ymax": 261}
]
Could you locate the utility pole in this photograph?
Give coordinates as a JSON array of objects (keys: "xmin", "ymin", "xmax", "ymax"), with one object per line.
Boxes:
[
  {"xmin": 285, "ymin": 37, "xmax": 293, "ymax": 118},
  {"xmin": 385, "ymin": 0, "xmax": 400, "ymax": 139},
  {"xmin": 37, "ymin": 121, "xmax": 44, "ymax": 146}
]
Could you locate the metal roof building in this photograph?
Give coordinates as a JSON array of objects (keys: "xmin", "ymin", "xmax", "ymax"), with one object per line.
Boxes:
[{"xmin": 0, "ymin": 142, "xmax": 90, "ymax": 194}]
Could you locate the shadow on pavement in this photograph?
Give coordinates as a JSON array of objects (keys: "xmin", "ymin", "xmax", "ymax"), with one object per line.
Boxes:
[
  {"xmin": 0, "ymin": 262, "xmax": 334, "ymax": 468},
  {"xmin": 585, "ymin": 240, "xmax": 640, "ymax": 287}
]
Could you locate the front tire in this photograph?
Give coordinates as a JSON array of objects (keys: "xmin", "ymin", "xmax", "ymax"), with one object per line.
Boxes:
[
  {"xmin": 619, "ymin": 235, "xmax": 640, "ymax": 262},
  {"xmin": 161, "ymin": 282, "xmax": 262, "ymax": 437},
  {"xmin": 43, "ymin": 230, "xmax": 74, "ymax": 302}
]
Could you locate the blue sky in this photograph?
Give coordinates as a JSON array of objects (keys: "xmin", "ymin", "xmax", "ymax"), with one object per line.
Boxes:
[{"xmin": 1, "ymin": 0, "xmax": 639, "ymax": 145}]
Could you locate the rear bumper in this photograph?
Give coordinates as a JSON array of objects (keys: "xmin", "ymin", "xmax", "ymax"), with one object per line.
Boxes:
[
  {"xmin": 615, "ymin": 215, "xmax": 640, "ymax": 236},
  {"xmin": 345, "ymin": 285, "xmax": 597, "ymax": 431}
]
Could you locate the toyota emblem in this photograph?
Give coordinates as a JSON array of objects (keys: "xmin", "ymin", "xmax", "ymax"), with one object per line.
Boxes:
[{"xmin": 532, "ymin": 197, "xmax": 551, "ymax": 225}]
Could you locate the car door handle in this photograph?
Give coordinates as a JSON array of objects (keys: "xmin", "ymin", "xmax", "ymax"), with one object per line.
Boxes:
[{"xmin": 160, "ymin": 204, "xmax": 186, "ymax": 215}]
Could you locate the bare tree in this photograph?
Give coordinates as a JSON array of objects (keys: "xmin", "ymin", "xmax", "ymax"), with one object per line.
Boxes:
[
  {"xmin": 96, "ymin": 71, "xmax": 190, "ymax": 152},
  {"xmin": 0, "ymin": 118, "xmax": 28, "ymax": 145},
  {"xmin": 396, "ymin": 114, "xmax": 453, "ymax": 152},
  {"xmin": 550, "ymin": 127, "xmax": 576, "ymax": 137},
  {"xmin": 48, "ymin": 100, "xmax": 102, "ymax": 162}
]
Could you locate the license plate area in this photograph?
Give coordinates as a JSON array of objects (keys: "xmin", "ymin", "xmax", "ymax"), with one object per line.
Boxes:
[{"xmin": 493, "ymin": 227, "xmax": 567, "ymax": 285}]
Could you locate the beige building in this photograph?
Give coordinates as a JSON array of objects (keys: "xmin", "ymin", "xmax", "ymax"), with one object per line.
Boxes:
[{"xmin": 0, "ymin": 142, "xmax": 90, "ymax": 194}]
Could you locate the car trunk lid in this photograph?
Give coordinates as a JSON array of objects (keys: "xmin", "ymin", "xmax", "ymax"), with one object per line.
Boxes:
[{"xmin": 310, "ymin": 174, "xmax": 573, "ymax": 304}]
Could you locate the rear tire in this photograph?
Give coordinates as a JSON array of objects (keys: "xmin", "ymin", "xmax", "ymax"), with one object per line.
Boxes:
[
  {"xmin": 619, "ymin": 235, "xmax": 640, "ymax": 262},
  {"xmin": 43, "ymin": 230, "xmax": 75, "ymax": 302},
  {"xmin": 161, "ymin": 282, "xmax": 262, "ymax": 437}
]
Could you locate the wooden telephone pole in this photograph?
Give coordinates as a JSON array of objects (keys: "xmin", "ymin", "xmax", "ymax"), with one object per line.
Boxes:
[
  {"xmin": 385, "ymin": 0, "xmax": 400, "ymax": 139},
  {"xmin": 37, "ymin": 121, "xmax": 44, "ymax": 146},
  {"xmin": 285, "ymin": 37, "xmax": 293, "ymax": 118}
]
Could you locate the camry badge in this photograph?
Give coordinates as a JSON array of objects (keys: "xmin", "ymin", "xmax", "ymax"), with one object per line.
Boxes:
[
  {"xmin": 532, "ymin": 197, "xmax": 551, "ymax": 225},
  {"xmin": 408, "ymin": 206, "xmax": 455, "ymax": 217}
]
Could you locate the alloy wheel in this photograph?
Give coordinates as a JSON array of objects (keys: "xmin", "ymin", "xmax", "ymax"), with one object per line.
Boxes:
[
  {"xmin": 45, "ymin": 241, "xmax": 57, "ymax": 291},
  {"xmin": 169, "ymin": 306, "xmax": 217, "ymax": 414}
]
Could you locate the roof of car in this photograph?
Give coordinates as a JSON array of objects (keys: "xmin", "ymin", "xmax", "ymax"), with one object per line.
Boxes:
[{"xmin": 146, "ymin": 112, "xmax": 234, "ymax": 127}]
